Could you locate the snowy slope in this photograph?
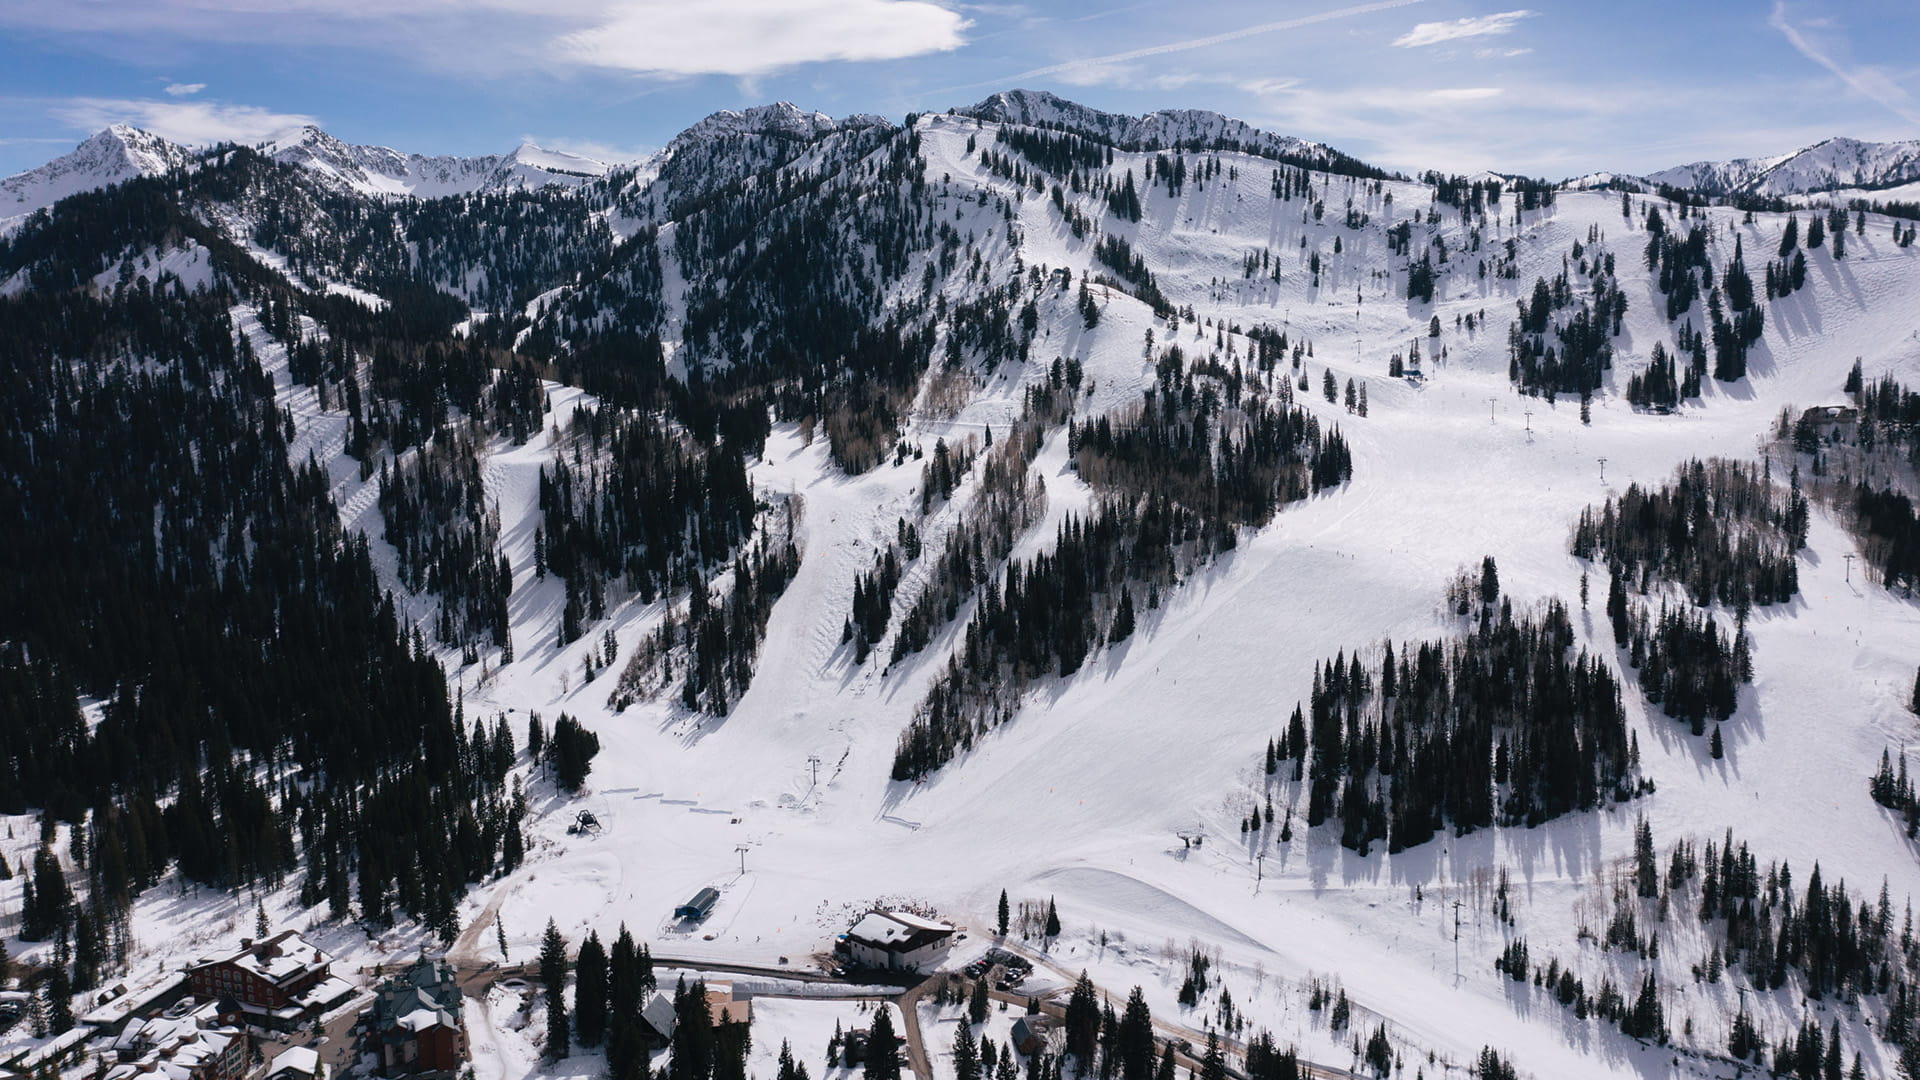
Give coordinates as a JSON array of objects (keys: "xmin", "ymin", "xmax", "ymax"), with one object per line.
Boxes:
[
  {"xmin": 7, "ymin": 96, "xmax": 1920, "ymax": 1080},
  {"xmin": 432, "ymin": 109, "xmax": 1920, "ymax": 1080},
  {"xmin": 263, "ymin": 125, "xmax": 609, "ymax": 198},
  {"xmin": 666, "ymin": 101, "xmax": 891, "ymax": 152},
  {"xmin": 1648, "ymin": 135, "xmax": 1920, "ymax": 197},
  {"xmin": 961, "ymin": 89, "xmax": 1374, "ymax": 174},
  {"xmin": 0, "ymin": 124, "xmax": 190, "ymax": 227}
]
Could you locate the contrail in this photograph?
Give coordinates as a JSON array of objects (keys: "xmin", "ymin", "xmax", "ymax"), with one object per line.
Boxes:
[
  {"xmin": 1769, "ymin": 0, "xmax": 1920, "ymax": 127},
  {"xmin": 952, "ymin": 0, "xmax": 1427, "ymax": 91}
]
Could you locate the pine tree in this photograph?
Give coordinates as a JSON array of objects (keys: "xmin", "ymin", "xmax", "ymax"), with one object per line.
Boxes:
[
  {"xmin": 1065, "ymin": 972, "xmax": 1100, "ymax": 1061},
  {"xmin": 997, "ymin": 889, "xmax": 1010, "ymax": 937},
  {"xmin": 1201, "ymin": 1030, "xmax": 1225, "ymax": 1080},
  {"xmin": 970, "ymin": 974, "xmax": 991, "ymax": 1025},
  {"xmin": 575, "ymin": 930, "xmax": 608, "ymax": 1047},
  {"xmin": 48, "ymin": 966, "xmax": 73, "ymax": 1035},
  {"xmin": 671, "ymin": 979, "xmax": 716, "ymax": 1080},
  {"xmin": 1623, "ymin": 973, "xmax": 1663, "ymax": 1042},
  {"xmin": 1119, "ymin": 988, "xmax": 1155, "ymax": 1080},
  {"xmin": 1634, "ymin": 817, "xmax": 1658, "ymax": 897},
  {"xmin": 540, "ymin": 919, "xmax": 568, "ymax": 997},
  {"xmin": 1044, "ymin": 897, "xmax": 1061, "ymax": 939},
  {"xmin": 545, "ymin": 988, "xmax": 571, "ymax": 1061},
  {"xmin": 865, "ymin": 1005, "xmax": 902, "ymax": 1080},
  {"xmin": 1109, "ymin": 588, "xmax": 1136, "ymax": 644},
  {"xmin": 954, "ymin": 1017, "xmax": 981, "ymax": 1080}
]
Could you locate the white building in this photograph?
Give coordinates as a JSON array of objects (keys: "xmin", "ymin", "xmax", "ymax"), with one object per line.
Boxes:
[{"xmin": 842, "ymin": 910, "xmax": 956, "ymax": 972}]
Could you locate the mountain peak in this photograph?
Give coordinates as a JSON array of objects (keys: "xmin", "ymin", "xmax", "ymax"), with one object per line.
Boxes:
[
  {"xmin": 667, "ymin": 102, "xmax": 891, "ymax": 154},
  {"xmin": 958, "ymin": 89, "xmax": 1384, "ymax": 178},
  {"xmin": 1647, "ymin": 134, "xmax": 1920, "ymax": 198},
  {"xmin": 2, "ymin": 125, "xmax": 191, "ymax": 222},
  {"xmin": 504, "ymin": 142, "xmax": 610, "ymax": 178}
]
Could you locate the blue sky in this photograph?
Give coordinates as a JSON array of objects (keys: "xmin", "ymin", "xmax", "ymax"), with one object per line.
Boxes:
[{"xmin": 1, "ymin": 0, "xmax": 1916, "ymax": 179}]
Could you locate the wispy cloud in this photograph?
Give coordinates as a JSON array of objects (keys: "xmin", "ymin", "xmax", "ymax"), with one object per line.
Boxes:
[
  {"xmin": 520, "ymin": 135, "xmax": 656, "ymax": 163},
  {"xmin": 1768, "ymin": 1, "xmax": 1920, "ymax": 126},
  {"xmin": 560, "ymin": 0, "xmax": 968, "ymax": 77},
  {"xmin": 0, "ymin": 0, "xmax": 971, "ymax": 79},
  {"xmin": 48, "ymin": 98, "xmax": 318, "ymax": 145},
  {"xmin": 163, "ymin": 82, "xmax": 206, "ymax": 97},
  {"xmin": 959, "ymin": 0, "xmax": 1425, "ymax": 90},
  {"xmin": 1391, "ymin": 9, "xmax": 1532, "ymax": 49}
]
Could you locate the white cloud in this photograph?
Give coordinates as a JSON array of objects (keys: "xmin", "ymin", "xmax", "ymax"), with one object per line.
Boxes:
[
  {"xmin": 1769, "ymin": 1, "xmax": 1920, "ymax": 126},
  {"xmin": 558, "ymin": 0, "xmax": 970, "ymax": 77},
  {"xmin": 0, "ymin": 0, "xmax": 971, "ymax": 78},
  {"xmin": 163, "ymin": 82, "xmax": 206, "ymax": 96},
  {"xmin": 522, "ymin": 135, "xmax": 657, "ymax": 163},
  {"xmin": 48, "ymin": 98, "xmax": 319, "ymax": 145},
  {"xmin": 1423, "ymin": 86, "xmax": 1502, "ymax": 102},
  {"xmin": 1047, "ymin": 63, "xmax": 1207, "ymax": 91},
  {"xmin": 1391, "ymin": 9, "xmax": 1532, "ymax": 48}
]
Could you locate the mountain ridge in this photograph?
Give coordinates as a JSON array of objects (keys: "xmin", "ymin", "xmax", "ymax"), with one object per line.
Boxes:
[
  {"xmin": 0, "ymin": 123, "xmax": 193, "ymax": 223},
  {"xmin": 1646, "ymin": 134, "xmax": 1920, "ymax": 198},
  {"xmin": 12, "ymin": 95, "xmax": 1920, "ymax": 227}
]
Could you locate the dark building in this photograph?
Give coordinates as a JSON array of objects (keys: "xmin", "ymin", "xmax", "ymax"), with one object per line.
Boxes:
[
  {"xmin": 186, "ymin": 933, "xmax": 352, "ymax": 1030},
  {"xmin": 368, "ymin": 959, "xmax": 467, "ymax": 1078},
  {"xmin": 674, "ymin": 888, "xmax": 720, "ymax": 921}
]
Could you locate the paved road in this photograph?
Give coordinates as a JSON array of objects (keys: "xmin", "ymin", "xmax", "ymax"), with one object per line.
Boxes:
[
  {"xmin": 437, "ymin": 901, "xmax": 1361, "ymax": 1080},
  {"xmin": 892, "ymin": 971, "xmax": 946, "ymax": 1080}
]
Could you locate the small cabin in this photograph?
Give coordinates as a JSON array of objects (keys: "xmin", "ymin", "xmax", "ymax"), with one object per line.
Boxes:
[
  {"xmin": 639, "ymin": 993, "xmax": 677, "ymax": 1048},
  {"xmin": 675, "ymin": 888, "xmax": 720, "ymax": 921},
  {"xmin": 1801, "ymin": 404, "xmax": 1858, "ymax": 431},
  {"xmin": 1011, "ymin": 1016, "xmax": 1053, "ymax": 1056}
]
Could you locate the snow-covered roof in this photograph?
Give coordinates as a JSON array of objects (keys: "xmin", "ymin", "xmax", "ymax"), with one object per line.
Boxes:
[
  {"xmin": 269, "ymin": 1046, "xmax": 321, "ymax": 1077},
  {"xmin": 193, "ymin": 930, "xmax": 332, "ymax": 986},
  {"xmin": 397, "ymin": 1006, "xmax": 452, "ymax": 1032},
  {"xmin": 106, "ymin": 1001, "xmax": 242, "ymax": 1080},
  {"xmin": 879, "ymin": 910, "xmax": 952, "ymax": 933},
  {"xmin": 847, "ymin": 910, "xmax": 955, "ymax": 951}
]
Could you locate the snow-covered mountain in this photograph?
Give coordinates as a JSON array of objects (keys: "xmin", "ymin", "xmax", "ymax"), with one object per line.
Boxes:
[
  {"xmin": 0, "ymin": 123, "xmax": 612, "ymax": 223},
  {"xmin": 959, "ymin": 88, "xmax": 1387, "ymax": 175},
  {"xmin": 1647, "ymin": 134, "xmax": 1920, "ymax": 197},
  {"xmin": 6, "ymin": 92, "xmax": 1920, "ymax": 1080},
  {"xmin": 0, "ymin": 124, "xmax": 191, "ymax": 224},
  {"xmin": 664, "ymin": 100, "xmax": 891, "ymax": 153},
  {"xmin": 262, "ymin": 125, "xmax": 609, "ymax": 198}
]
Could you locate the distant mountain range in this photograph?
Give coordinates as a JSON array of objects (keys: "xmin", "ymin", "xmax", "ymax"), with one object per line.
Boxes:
[
  {"xmin": 1644, "ymin": 136, "xmax": 1920, "ymax": 198},
  {"xmin": 0, "ymin": 122, "xmax": 613, "ymax": 222},
  {"xmin": 7, "ymin": 91, "xmax": 1920, "ymax": 227}
]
